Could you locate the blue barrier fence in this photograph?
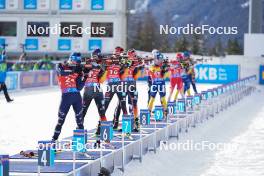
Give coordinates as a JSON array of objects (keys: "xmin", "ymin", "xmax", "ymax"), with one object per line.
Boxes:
[
  {"xmin": 5, "ymin": 70, "xmax": 57, "ymax": 90},
  {"xmin": 4, "ymin": 64, "xmax": 241, "ymax": 91}
]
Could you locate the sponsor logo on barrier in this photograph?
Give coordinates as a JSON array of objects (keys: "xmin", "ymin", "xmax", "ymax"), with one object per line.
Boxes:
[
  {"xmin": 194, "ymin": 64, "xmax": 239, "ymax": 84},
  {"xmin": 91, "ymin": 0, "xmax": 104, "ymax": 10},
  {"xmin": 20, "ymin": 71, "xmax": 50, "ymax": 89}
]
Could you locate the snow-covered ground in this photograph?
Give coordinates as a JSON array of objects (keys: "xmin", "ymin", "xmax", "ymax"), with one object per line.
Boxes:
[
  {"xmin": 113, "ymin": 85, "xmax": 264, "ymax": 176},
  {"xmin": 0, "ymin": 83, "xmax": 212, "ymax": 154},
  {"xmin": 1, "ymin": 83, "xmax": 263, "ymax": 176}
]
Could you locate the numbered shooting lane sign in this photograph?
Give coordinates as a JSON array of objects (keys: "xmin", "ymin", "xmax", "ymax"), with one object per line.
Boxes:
[
  {"xmin": 38, "ymin": 141, "xmax": 55, "ymax": 167},
  {"xmin": 140, "ymin": 109, "xmax": 150, "ymax": 126},
  {"xmin": 72, "ymin": 129, "xmax": 87, "ymax": 152},
  {"xmin": 167, "ymin": 102, "xmax": 176, "ymax": 116},
  {"xmin": 0, "ymin": 155, "xmax": 9, "ymax": 176},
  {"xmin": 100, "ymin": 121, "xmax": 113, "ymax": 141},
  {"xmin": 122, "ymin": 115, "xmax": 134, "ymax": 133},
  {"xmin": 201, "ymin": 91, "xmax": 208, "ymax": 101},
  {"xmin": 186, "ymin": 96, "xmax": 194, "ymax": 110},
  {"xmin": 194, "ymin": 94, "xmax": 201, "ymax": 105},
  {"xmin": 177, "ymin": 99, "xmax": 186, "ymax": 113},
  {"xmin": 154, "ymin": 106, "xmax": 164, "ymax": 121}
]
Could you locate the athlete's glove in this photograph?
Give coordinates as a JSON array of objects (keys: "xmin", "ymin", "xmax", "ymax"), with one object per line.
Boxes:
[
  {"xmin": 83, "ymin": 64, "xmax": 92, "ymax": 74},
  {"xmin": 126, "ymin": 60, "xmax": 132, "ymax": 67},
  {"xmin": 73, "ymin": 65, "xmax": 83, "ymax": 74},
  {"xmin": 120, "ymin": 58, "xmax": 126, "ymax": 65}
]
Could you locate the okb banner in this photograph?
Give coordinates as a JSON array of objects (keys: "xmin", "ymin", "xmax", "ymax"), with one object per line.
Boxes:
[{"xmin": 195, "ymin": 64, "xmax": 239, "ymax": 84}]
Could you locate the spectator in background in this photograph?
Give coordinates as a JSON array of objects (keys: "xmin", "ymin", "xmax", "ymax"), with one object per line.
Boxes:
[
  {"xmin": 40, "ymin": 62, "xmax": 52, "ymax": 70},
  {"xmin": 33, "ymin": 62, "xmax": 40, "ymax": 70},
  {"xmin": 9, "ymin": 53, "xmax": 54, "ymax": 71},
  {"xmin": 33, "ymin": 54, "xmax": 53, "ymax": 71},
  {"xmin": 0, "ymin": 51, "xmax": 13, "ymax": 102},
  {"xmin": 11, "ymin": 62, "xmax": 21, "ymax": 71},
  {"xmin": 19, "ymin": 52, "xmax": 26, "ymax": 62},
  {"xmin": 19, "ymin": 62, "xmax": 31, "ymax": 71},
  {"xmin": 40, "ymin": 54, "xmax": 53, "ymax": 70}
]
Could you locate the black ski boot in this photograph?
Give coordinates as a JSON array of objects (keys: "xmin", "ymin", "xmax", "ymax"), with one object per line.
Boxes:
[
  {"xmin": 7, "ymin": 99, "xmax": 14, "ymax": 103},
  {"xmin": 113, "ymin": 118, "xmax": 119, "ymax": 131},
  {"xmin": 133, "ymin": 117, "xmax": 140, "ymax": 132},
  {"xmin": 98, "ymin": 167, "xmax": 111, "ymax": 176},
  {"xmin": 95, "ymin": 121, "xmax": 101, "ymax": 136},
  {"xmin": 94, "ymin": 140, "xmax": 101, "ymax": 149}
]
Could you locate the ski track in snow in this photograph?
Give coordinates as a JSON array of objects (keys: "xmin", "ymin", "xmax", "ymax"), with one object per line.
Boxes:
[{"xmin": 1, "ymin": 83, "xmax": 263, "ymax": 176}]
